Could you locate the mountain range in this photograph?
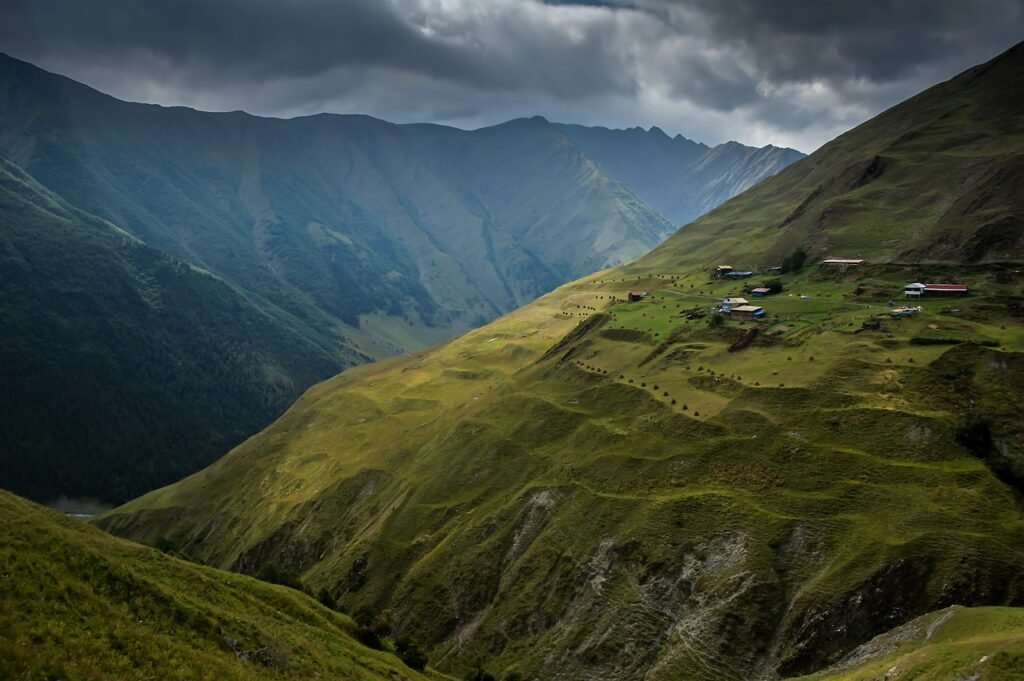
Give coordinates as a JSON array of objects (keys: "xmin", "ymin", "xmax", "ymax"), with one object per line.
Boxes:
[
  {"xmin": 0, "ymin": 52, "xmax": 801, "ymax": 504},
  {"xmin": 98, "ymin": 41, "xmax": 1024, "ymax": 681}
]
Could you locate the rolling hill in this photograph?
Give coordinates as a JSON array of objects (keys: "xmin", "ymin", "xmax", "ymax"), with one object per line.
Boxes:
[
  {"xmin": 99, "ymin": 42, "xmax": 1024, "ymax": 680},
  {"xmin": 0, "ymin": 52, "xmax": 799, "ymax": 505},
  {"xmin": 0, "ymin": 489, "xmax": 451, "ymax": 680}
]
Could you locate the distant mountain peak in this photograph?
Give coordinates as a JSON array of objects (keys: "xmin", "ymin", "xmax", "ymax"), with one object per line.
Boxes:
[{"xmin": 556, "ymin": 123, "xmax": 805, "ymax": 226}]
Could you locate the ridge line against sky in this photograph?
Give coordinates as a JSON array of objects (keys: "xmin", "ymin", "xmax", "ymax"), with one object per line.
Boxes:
[{"xmin": 1, "ymin": 0, "xmax": 1022, "ymax": 152}]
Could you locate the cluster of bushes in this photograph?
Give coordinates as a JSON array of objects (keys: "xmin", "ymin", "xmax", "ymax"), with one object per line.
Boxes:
[
  {"xmin": 349, "ymin": 607, "xmax": 430, "ymax": 671},
  {"xmin": 395, "ymin": 638, "xmax": 429, "ymax": 672},
  {"xmin": 352, "ymin": 607, "xmax": 390, "ymax": 650},
  {"xmin": 957, "ymin": 415, "xmax": 1024, "ymax": 494},
  {"xmin": 256, "ymin": 572, "xmax": 528, "ymax": 678},
  {"xmin": 255, "ymin": 564, "xmax": 305, "ymax": 592},
  {"xmin": 780, "ymin": 247, "xmax": 808, "ymax": 273},
  {"xmin": 780, "ymin": 247, "xmax": 807, "ymax": 273},
  {"xmin": 464, "ymin": 666, "xmax": 522, "ymax": 681},
  {"xmin": 253, "ymin": 576, "xmax": 431, "ymax": 673}
]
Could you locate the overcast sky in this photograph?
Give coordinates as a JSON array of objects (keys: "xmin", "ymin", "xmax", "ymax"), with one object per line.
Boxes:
[{"xmin": 1, "ymin": 0, "xmax": 1021, "ymax": 151}]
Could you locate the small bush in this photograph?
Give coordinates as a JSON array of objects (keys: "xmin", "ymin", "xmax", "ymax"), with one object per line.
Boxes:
[
  {"xmin": 464, "ymin": 664, "xmax": 497, "ymax": 681},
  {"xmin": 154, "ymin": 536, "xmax": 177, "ymax": 554},
  {"xmin": 353, "ymin": 606, "xmax": 391, "ymax": 637},
  {"xmin": 395, "ymin": 638, "xmax": 428, "ymax": 671},
  {"xmin": 255, "ymin": 564, "xmax": 303, "ymax": 592},
  {"xmin": 353, "ymin": 626, "xmax": 383, "ymax": 650},
  {"xmin": 353, "ymin": 607, "xmax": 375, "ymax": 628},
  {"xmin": 317, "ymin": 588, "xmax": 337, "ymax": 611}
]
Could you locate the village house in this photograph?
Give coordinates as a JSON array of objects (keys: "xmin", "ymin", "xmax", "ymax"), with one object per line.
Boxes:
[
  {"xmin": 713, "ymin": 265, "xmax": 733, "ymax": 279},
  {"xmin": 751, "ymin": 287, "xmax": 772, "ymax": 297},
  {"xmin": 628, "ymin": 290, "xmax": 647, "ymax": 302},
  {"xmin": 730, "ymin": 305, "xmax": 766, "ymax": 320},
  {"xmin": 904, "ymin": 282, "xmax": 969, "ymax": 298},
  {"xmin": 720, "ymin": 297, "xmax": 749, "ymax": 311}
]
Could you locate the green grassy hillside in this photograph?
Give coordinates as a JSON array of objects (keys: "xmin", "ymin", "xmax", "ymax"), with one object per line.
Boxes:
[
  {"xmin": 0, "ymin": 489, "xmax": 450, "ymax": 680},
  {"xmin": 99, "ymin": 43, "xmax": 1024, "ymax": 681},
  {"xmin": 100, "ymin": 264, "xmax": 1024, "ymax": 680}
]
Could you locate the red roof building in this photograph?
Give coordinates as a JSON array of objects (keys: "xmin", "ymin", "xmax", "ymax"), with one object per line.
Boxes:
[
  {"xmin": 905, "ymin": 282, "xmax": 969, "ymax": 297},
  {"xmin": 923, "ymin": 283, "xmax": 969, "ymax": 292}
]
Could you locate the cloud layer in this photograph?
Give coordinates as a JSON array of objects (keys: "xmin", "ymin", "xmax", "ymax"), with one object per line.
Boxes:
[{"xmin": 1, "ymin": 0, "xmax": 1021, "ymax": 150}]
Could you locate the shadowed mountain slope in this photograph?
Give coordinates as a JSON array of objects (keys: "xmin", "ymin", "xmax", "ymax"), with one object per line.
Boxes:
[
  {"xmin": 100, "ymin": 43, "xmax": 1024, "ymax": 681},
  {"xmin": 0, "ymin": 158, "xmax": 339, "ymax": 503}
]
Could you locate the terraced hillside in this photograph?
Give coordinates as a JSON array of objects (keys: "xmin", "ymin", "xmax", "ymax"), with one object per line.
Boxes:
[
  {"xmin": 0, "ymin": 489, "xmax": 450, "ymax": 681},
  {"xmin": 99, "ymin": 43, "xmax": 1024, "ymax": 680}
]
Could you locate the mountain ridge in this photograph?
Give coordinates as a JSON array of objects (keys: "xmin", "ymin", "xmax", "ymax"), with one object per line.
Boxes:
[{"xmin": 555, "ymin": 121, "xmax": 804, "ymax": 226}]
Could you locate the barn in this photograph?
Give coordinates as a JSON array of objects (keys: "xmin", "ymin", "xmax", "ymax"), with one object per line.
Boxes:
[
  {"xmin": 730, "ymin": 305, "xmax": 766, "ymax": 320},
  {"xmin": 904, "ymin": 282, "xmax": 969, "ymax": 298}
]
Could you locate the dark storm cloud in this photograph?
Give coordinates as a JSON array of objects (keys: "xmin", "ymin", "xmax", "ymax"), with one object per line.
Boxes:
[
  {"xmin": 679, "ymin": 0, "xmax": 1018, "ymax": 80},
  {"xmin": 0, "ymin": 0, "xmax": 1021, "ymax": 150},
  {"xmin": 0, "ymin": 0, "xmax": 636, "ymax": 96}
]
